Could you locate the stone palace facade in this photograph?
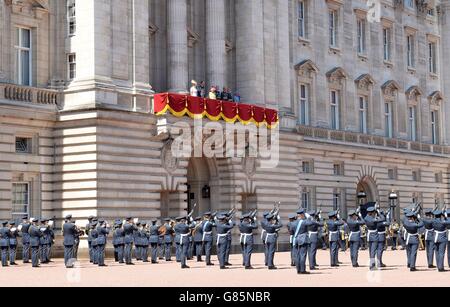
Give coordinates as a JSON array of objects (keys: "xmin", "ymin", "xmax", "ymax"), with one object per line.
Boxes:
[{"xmin": 0, "ymin": 0, "xmax": 449, "ymax": 249}]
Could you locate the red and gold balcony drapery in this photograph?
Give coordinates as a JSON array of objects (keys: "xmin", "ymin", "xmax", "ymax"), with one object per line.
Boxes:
[{"xmin": 153, "ymin": 93, "xmax": 279, "ymax": 129}]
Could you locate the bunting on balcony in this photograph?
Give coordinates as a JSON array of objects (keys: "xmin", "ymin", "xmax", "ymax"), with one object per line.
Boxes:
[{"xmin": 153, "ymin": 93, "xmax": 279, "ymax": 129}]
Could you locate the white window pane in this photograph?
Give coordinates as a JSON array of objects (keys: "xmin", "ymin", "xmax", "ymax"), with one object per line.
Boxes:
[
  {"xmin": 20, "ymin": 50, "xmax": 30, "ymax": 86},
  {"xmin": 21, "ymin": 29, "xmax": 31, "ymax": 48}
]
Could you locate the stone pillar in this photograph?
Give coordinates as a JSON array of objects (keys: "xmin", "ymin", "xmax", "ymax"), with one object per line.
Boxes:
[
  {"xmin": 276, "ymin": 0, "xmax": 291, "ymax": 111},
  {"xmin": 235, "ymin": 0, "xmax": 265, "ymax": 104},
  {"xmin": 205, "ymin": 0, "xmax": 226, "ymax": 89},
  {"xmin": 132, "ymin": 0, "xmax": 152, "ymax": 91},
  {"xmin": 440, "ymin": 0, "xmax": 450, "ymax": 144},
  {"xmin": 167, "ymin": 0, "xmax": 188, "ymax": 92},
  {"xmin": 0, "ymin": 1, "xmax": 4, "ymax": 81}
]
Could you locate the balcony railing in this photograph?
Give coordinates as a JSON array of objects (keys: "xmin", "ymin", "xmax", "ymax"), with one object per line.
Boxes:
[
  {"xmin": 296, "ymin": 125, "xmax": 450, "ymax": 155},
  {"xmin": 0, "ymin": 83, "xmax": 60, "ymax": 106}
]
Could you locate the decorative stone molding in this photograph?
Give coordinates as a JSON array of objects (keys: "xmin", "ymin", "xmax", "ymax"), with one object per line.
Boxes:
[
  {"xmin": 355, "ymin": 74, "xmax": 375, "ymax": 92},
  {"xmin": 5, "ymin": 0, "xmax": 49, "ymax": 19},
  {"xmin": 405, "ymin": 85, "xmax": 423, "ymax": 102},
  {"xmin": 161, "ymin": 140, "xmax": 179, "ymax": 174},
  {"xmin": 149, "ymin": 22, "xmax": 159, "ymax": 36},
  {"xmin": 428, "ymin": 91, "xmax": 443, "ymax": 106},
  {"xmin": 242, "ymin": 157, "xmax": 257, "ymax": 178},
  {"xmin": 295, "ymin": 59, "xmax": 319, "ymax": 78},
  {"xmin": 187, "ymin": 27, "xmax": 200, "ymax": 48},
  {"xmin": 326, "ymin": 67, "xmax": 347, "ymax": 87},
  {"xmin": 381, "ymin": 80, "xmax": 400, "ymax": 100},
  {"xmin": 225, "ymin": 40, "xmax": 234, "ymax": 53}
]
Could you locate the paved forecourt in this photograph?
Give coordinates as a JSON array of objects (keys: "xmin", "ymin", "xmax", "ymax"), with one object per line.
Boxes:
[{"xmin": 1, "ymin": 250, "xmax": 449, "ymax": 287}]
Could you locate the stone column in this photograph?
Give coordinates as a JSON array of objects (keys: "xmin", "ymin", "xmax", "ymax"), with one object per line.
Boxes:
[
  {"xmin": 440, "ymin": 0, "xmax": 450, "ymax": 144},
  {"xmin": 167, "ymin": 0, "xmax": 188, "ymax": 92},
  {"xmin": 276, "ymin": 0, "xmax": 291, "ymax": 111},
  {"xmin": 235, "ymin": 0, "xmax": 265, "ymax": 104},
  {"xmin": 205, "ymin": 0, "xmax": 226, "ymax": 89}
]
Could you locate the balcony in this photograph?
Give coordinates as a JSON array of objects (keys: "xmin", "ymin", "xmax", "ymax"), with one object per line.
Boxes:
[
  {"xmin": 296, "ymin": 125, "xmax": 450, "ymax": 156},
  {"xmin": 0, "ymin": 83, "xmax": 61, "ymax": 108}
]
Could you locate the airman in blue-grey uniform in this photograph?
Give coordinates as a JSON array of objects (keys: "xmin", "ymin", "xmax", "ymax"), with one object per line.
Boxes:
[
  {"xmin": 260, "ymin": 212, "xmax": 270, "ymax": 266},
  {"xmin": 62, "ymin": 215, "xmax": 77, "ymax": 268},
  {"xmin": 134, "ymin": 222, "xmax": 142, "ymax": 261},
  {"xmin": 96, "ymin": 220, "xmax": 110, "ymax": 267},
  {"xmin": 201, "ymin": 212, "xmax": 216, "ymax": 266},
  {"xmin": 85, "ymin": 216, "xmax": 95, "ymax": 263},
  {"xmin": 28, "ymin": 218, "xmax": 42, "ymax": 267},
  {"xmin": 162, "ymin": 218, "xmax": 174, "ymax": 261},
  {"xmin": 39, "ymin": 219, "xmax": 51, "ymax": 264},
  {"xmin": 174, "ymin": 217, "xmax": 183, "ymax": 262},
  {"xmin": 112, "ymin": 220, "xmax": 125, "ymax": 263},
  {"xmin": 307, "ymin": 210, "xmax": 324, "ymax": 270},
  {"xmin": 0, "ymin": 221, "xmax": 10, "ymax": 267},
  {"xmin": 157, "ymin": 220, "xmax": 164, "ymax": 260},
  {"xmin": 403, "ymin": 211, "xmax": 424, "ymax": 271},
  {"xmin": 293, "ymin": 209, "xmax": 319, "ymax": 274},
  {"xmin": 364, "ymin": 207, "xmax": 384, "ymax": 270},
  {"xmin": 192, "ymin": 216, "xmax": 204, "ymax": 262},
  {"xmin": 239, "ymin": 213, "xmax": 258, "ymax": 269},
  {"xmin": 432, "ymin": 210, "xmax": 450, "ymax": 272},
  {"xmin": 263, "ymin": 214, "xmax": 283, "ymax": 270},
  {"xmin": 187, "ymin": 223, "xmax": 194, "ymax": 261},
  {"xmin": 376, "ymin": 211, "xmax": 390, "ymax": 268},
  {"xmin": 123, "ymin": 217, "xmax": 138, "ymax": 265},
  {"xmin": 19, "ymin": 216, "xmax": 31, "ymax": 263},
  {"xmin": 327, "ymin": 211, "xmax": 344, "ymax": 267},
  {"xmin": 174, "ymin": 216, "xmax": 195, "ymax": 269},
  {"xmin": 149, "ymin": 219, "xmax": 160, "ymax": 263},
  {"xmin": 8, "ymin": 221, "xmax": 19, "ymax": 265},
  {"xmin": 347, "ymin": 210, "xmax": 365, "ymax": 267},
  {"xmin": 287, "ymin": 214, "xmax": 297, "ymax": 267},
  {"xmin": 90, "ymin": 221, "xmax": 99, "ymax": 264},
  {"xmin": 422, "ymin": 209, "xmax": 436, "ymax": 268},
  {"xmin": 141, "ymin": 221, "xmax": 150, "ymax": 262},
  {"xmin": 216, "ymin": 215, "xmax": 235, "ymax": 269}
]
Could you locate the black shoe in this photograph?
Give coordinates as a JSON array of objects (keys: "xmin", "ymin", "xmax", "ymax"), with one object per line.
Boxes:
[
  {"xmin": 126, "ymin": 263, "xmax": 135, "ymax": 265},
  {"xmin": 298, "ymin": 271, "xmax": 310, "ymax": 275},
  {"xmin": 166, "ymin": 259, "xmax": 172, "ymax": 262},
  {"xmin": 225, "ymin": 262, "xmax": 232, "ymax": 266},
  {"xmin": 380, "ymin": 264, "xmax": 386, "ymax": 268},
  {"xmin": 429, "ymin": 265, "xmax": 436, "ymax": 269},
  {"xmin": 119, "ymin": 261, "xmax": 124, "ymax": 264},
  {"xmin": 99, "ymin": 264, "xmax": 107, "ymax": 267},
  {"xmin": 310, "ymin": 267, "xmax": 317, "ymax": 270},
  {"xmin": 438, "ymin": 269, "xmax": 446, "ymax": 272},
  {"xmin": 207, "ymin": 263, "xmax": 214, "ymax": 266},
  {"xmin": 152, "ymin": 261, "xmax": 158, "ymax": 264},
  {"xmin": 10, "ymin": 263, "xmax": 17, "ymax": 266},
  {"xmin": 181, "ymin": 265, "xmax": 190, "ymax": 269},
  {"xmin": 410, "ymin": 268, "xmax": 417, "ymax": 272},
  {"xmin": 245, "ymin": 266, "xmax": 254, "ymax": 270},
  {"xmin": 220, "ymin": 266, "xmax": 227, "ymax": 270},
  {"xmin": 23, "ymin": 261, "xmax": 30, "ymax": 264},
  {"xmin": 268, "ymin": 266, "xmax": 277, "ymax": 270}
]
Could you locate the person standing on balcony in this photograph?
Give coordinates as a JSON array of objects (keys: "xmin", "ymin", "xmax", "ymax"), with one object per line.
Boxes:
[
  {"xmin": 233, "ymin": 92, "xmax": 241, "ymax": 103},
  {"xmin": 198, "ymin": 81, "xmax": 206, "ymax": 97},
  {"xmin": 209, "ymin": 86, "xmax": 217, "ymax": 100},
  {"xmin": 190, "ymin": 80, "xmax": 198, "ymax": 97}
]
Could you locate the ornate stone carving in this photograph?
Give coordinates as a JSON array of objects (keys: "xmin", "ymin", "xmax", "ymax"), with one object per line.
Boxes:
[
  {"xmin": 405, "ymin": 86, "xmax": 423, "ymax": 102},
  {"xmin": 428, "ymin": 91, "xmax": 443, "ymax": 106},
  {"xmin": 326, "ymin": 67, "xmax": 348, "ymax": 86},
  {"xmin": 355, "ymin": 74, "xmax": 375, "ymax": 91},
  {"xmin": 187, "ymin": 27, "xmax": 200, "ymax": 48},
  {"xmin": 161, "ymin": 140, "xmax": 179, "ymax": 174},
  {"xmin": 381, "ymin": 80, "xmax": 400, "ymax": 99},
  {"xmin": 5, "ymin": 0, "xmax": 49, "ymax": 18}
]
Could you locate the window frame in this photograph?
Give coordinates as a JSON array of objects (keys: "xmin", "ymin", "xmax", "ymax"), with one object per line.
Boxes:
[
  {"xmin": 11, "ymin": 182, "xmax": 30, "ymax": 220},
  {"xmin": 408, "ymin": 106, "xmax": 417, "ymax": 142},
  {"xmin": 15, "ymin": 27, "xmax": 32, "ymax": 86},
  {"xmin": 298, "ymin": 0, "xmax": 307, "ymax": 39},
  {"xmin": 357, "ymin": 18, "xmax": 366, "ymax": 55},
  {"xmin": 329, "ymin": 9, "xmax": 338, "ymax": 48},
  {"xmin": 67, "ymin": 0, "xmax": 77, "ymax": 36},
  {"xmin": 384, "ymin": 102, "xmax": 393, "ymax": 138},
  {"xmin": 299, "ymin": 83, "xmax": 310, "ymax": 125},
  {"xmin": 358, "ymin": 96, "xmax": 368, "ymax": 134},
  {"xmin": 330, "ymin": 90, "xmax": 340, "ymax": 130},
  {"xmin": 67, "ymin": 53, "xmax": 76, "ymax": 80}
]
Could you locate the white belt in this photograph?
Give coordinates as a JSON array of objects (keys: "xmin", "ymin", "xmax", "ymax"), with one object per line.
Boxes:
[
  {"xmin": 367, "ymin": 229, "xmax": 377, "ymax": 241},
  {"xmin": 240, "ymin": 233, "xmax": 252, "ymax": 245},
  {"xmin": 216, "ymin": 233, "xmax": 228, "ymax": 245},
  {"xmin": 425, "ymin": 229, "xmax": 433, "ymax": 241},
  {"xmin": 308, "ymin": 231, "xmax": 318, "ymax": 238},
  {"xmin": 202, "ymin": 231, "xmax": 212, "ymax": 242},
  {"xmin": 329, "ymin": 231, "xmax": 338, "ymax": 241},
  {"xmin": 378, "ymin": 231, "xmax": 386, "ymax": 235},
  {"xmin": 261, "ymin": 229, "xmax": 266, "ymax": 240},
  {"xmin": 406, "ymin": 233, "xmax": 418, "ymax": 246},
  {"xmin": 349, "ymin": 231, "xmax": 360, "ymax": 240},
  {"xmin": 434, "ymin": 230, "xmax": 446, "ymax": 244},
  {"xmin": 179, "ymin": 233, "xmax": 189, "ymax": 245},
  {"xmin": 448, "ymin": 230, "xmax": 450, "ymax": 242},
  {"xmin": 265, "ymin": 233, "xmax": 276, "ymax": 244},
  {"xmin": 289, "ymin": 235, "xmax": 293, "ymax": 244}
]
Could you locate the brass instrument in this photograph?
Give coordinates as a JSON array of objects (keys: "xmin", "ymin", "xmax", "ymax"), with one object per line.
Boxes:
[{"xmin": 158, "ymin": 219, "xmax": 175, "ymax": 236}]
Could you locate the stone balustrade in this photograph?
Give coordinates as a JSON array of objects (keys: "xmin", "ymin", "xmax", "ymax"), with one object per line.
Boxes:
[
  {"xmin": 0, "ymin": 83, "xmax": 60, "ymax": 106},
  {"xmin": 296, "ymin": 125, "xmax": 450, "ymax": 155}
]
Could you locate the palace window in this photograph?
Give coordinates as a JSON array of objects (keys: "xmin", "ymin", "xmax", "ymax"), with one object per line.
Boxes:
[
  {"xmin": 406, "ymin": 34, "xmax": 415, "ymax": 68},
  {"xmin": 435, "ymin": 172, "xmax": 443, "ymax": 184},
  {"xmin": 412, "ymin": 170, "xmax": 421, "ymax": 182},
  {"xmin": 388, "ymin": 168, "xmax": 397, "ymax": 180},
  {"xmin": 298, "ymin": 0, "xmax": 307, "ymax": 39},
  {"xmin": 302, "ymin": 160, "xmax": 314, "ymax": 174},
  {"xmin": 301, "ymin": 189, "xmax": 311, "ymax": 210},
  {"xmin": 357, "ymin": 18, "xmax": 366, "ymax": 54},
  {"xmin": 404, "ymin": 0, "xmax": 414, "ymax": 9},
  {"xmin": 333, "ymin": 162, "xmax": 344, "ymax": 176},
  {"xmin": 329, "ymin": 9, "xmax": 338, "ymax": 47},
  {"xmin": 330, "ymin": 90, "xmax": 340, "ymax": 130},
  {"xmin": 431, "ymin": 110, "xmax": 439, "ymax": 145},
  {"xmin": 384, "ymin": 102, "xmax": 393, "ymax": 138},
  {"xmin": 67, "ymin": 0, "xmax": 76, "ymax": 36},
  {"xmin": 12, "ymin": 183, "xmax": 30, "ymax": 220},
  {"xmin": 333, "ymin": 189, "xmax": 341, "ymax": 211},
  {"xmin": 15, "ymin": 28, "xmax": 32, "ymax": 86},
  {"xmin": 359, "ymin": 96, "xmax": 368, "ymax": 134},
  {"xmin": 383, "ymin": 27, "xmax": 392, "ymax": 61},
  {"xmin": 299, "ymin": 84, "xmax": 309, "ymax": 125},
  {"xmin": 68, "ymin": 53, "xmax": 76, "ymax": 80},
  {"xmin": 15, "ymin": 137, "xmax": 32, "ymax": 154},
  {"xmin": 408, "ymin": 106, "xmax": 417, "ymax": 142},
  {"xmin": 428, "ymin": 41, "xmax": 437, "ymax": 74}
]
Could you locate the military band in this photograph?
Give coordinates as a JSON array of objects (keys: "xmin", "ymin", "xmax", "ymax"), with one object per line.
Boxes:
[{"xmin": 1, "ymin": 203, "xmax": 449, "ymax": 275}]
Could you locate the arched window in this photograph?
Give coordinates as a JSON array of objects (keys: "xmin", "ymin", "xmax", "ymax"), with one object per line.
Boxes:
[
  {"xmin": 326, "ymin": 67, "xmax": 348, "ymax": 130},
  {"xmin": 295, "ymin": 60, "xmax": 319, "ymax": 126},
  {"xmin": 405, "ymin": 86, "xmax": 423, "ymax": 142},
  {"xmin": 428, "ymin": 91, "xmax": 443, "ymax": 145},
  {"xmin": 355, "ymin": 74, "xmax": 375, "ymax": 134},
  {"xmin": 381, "ymin": 80, "xmax": 400, "ymax": 139}
]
